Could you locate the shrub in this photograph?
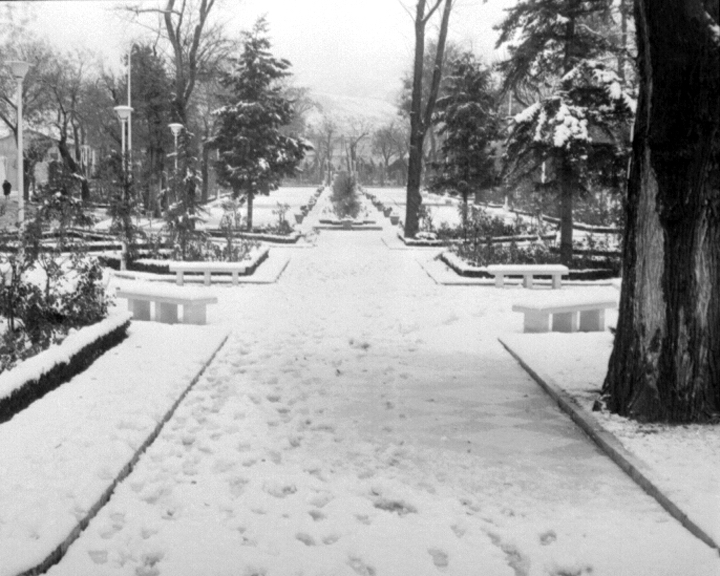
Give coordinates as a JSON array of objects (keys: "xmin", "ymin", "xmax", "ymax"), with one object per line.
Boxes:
[
  {"xmin": 0, "ymin": 186, "xmax": 111, "ymax": 373},
  {"xmin": 330, "ymin": 171, "xmax": 361, "ymax": 219}
]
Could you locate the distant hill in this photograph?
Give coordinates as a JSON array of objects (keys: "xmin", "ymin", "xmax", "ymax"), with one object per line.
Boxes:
[{"xmin": 305, "ymin": 91, "xmax": 400, "ymax": 130}]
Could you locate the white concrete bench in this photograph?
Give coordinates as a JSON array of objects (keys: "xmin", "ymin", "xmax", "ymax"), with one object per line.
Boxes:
[
  {"xmin": 512, "ymin": 295, "xmax": 618, "ymax": 333},
  {"xmin": 168, "ymin": 261, "xmax": 251, "ymax": 286},
  {"xmin": 116, "ymin": 284, "xmax": 218, "ymax": 325},
  {"xmin": 487, "ymin": 264, "xmax": 569, "ymax": 289}
]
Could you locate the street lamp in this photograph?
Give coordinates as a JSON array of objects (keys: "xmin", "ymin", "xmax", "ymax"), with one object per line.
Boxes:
[
  {"xmin": 114, "ymin": 105, "xmax": 133, "ymax": 165},
  {"xmin": 168, "ymin": 123, "xmax": 184, "ymax": 172},
  {"xmin": 114, "ymin": 105, "xmax": 133, "ymax": 271},
  {"xmin": 7, "ymin": 60, "xmax": 30, "ymax": 226}
]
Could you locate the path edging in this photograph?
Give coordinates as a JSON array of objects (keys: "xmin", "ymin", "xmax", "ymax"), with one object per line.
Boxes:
[
  {"xmin": 498, "ymin": 336, "xmax": 720, "ymax": 555},
  {"xmin": 19, "ymin": 330, "xmax": 231, "ymax": 576}
]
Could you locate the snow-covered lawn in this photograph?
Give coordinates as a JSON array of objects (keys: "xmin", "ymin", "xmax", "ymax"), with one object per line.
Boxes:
[
  {"xmin": 0, "ymin": 191, "xmax": 717, "ymax": 575},
  {"xmin": 92, "ymin": 186, "xmax": 319, "ymax": 232},
  {"xmin": 500, "ymin": 331, "xmax": 720, "ymax": 549}
]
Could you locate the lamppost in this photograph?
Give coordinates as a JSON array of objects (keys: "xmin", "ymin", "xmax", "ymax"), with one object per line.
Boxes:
[
  {"xmin": 114, "ymin": 105, "xmax": 133, "ymax": 165},
  {"xmin": 168, "ymin": 123, "xmax": 184, "ymax": 172},
  {"xmin": 7, "ymin": 60, "xmax": 30, "ymax": 226},
  {"xmin": 114, "ymin": 105, "xmax": 133, "ymax": 270}
]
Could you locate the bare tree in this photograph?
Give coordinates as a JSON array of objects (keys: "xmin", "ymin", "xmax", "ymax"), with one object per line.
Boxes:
[
  {"xmin": 343, "ymin": 116, "xmax": 373, "ymax": 175},
  {"xmin": 403, "ymin": 0, "xmax": 453, "ymax": 238},
  {"xmin": 372, "ymin": 121, "xmax": 405, "ymax": 186},
  {"xmin": 41, "ymin": 50, "xmax": 98, "ymax": 201}
]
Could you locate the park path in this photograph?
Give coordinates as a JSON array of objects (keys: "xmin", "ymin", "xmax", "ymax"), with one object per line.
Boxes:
[{"xmin": 47, "ymin": 224, "xmax": 716, "ymax": 575}]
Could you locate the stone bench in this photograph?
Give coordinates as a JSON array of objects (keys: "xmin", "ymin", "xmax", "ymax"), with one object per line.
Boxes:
[
  {"xmin": 512, "ymin": 295, "xmax": 618, "ymax": 333},
  {"xmin": 168, "ymin": 261, "xmax": 251, "ymax": 286},
  {"xmin": 487, "ymin": 264, "xmax": 569, "ymax": 289},
  {"xmin": 116, "ymin": 284, "xmax": 218, "ymax": 325}
]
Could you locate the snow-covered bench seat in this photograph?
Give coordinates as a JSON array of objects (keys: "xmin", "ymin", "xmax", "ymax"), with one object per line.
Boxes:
[
  {"xmin": 168, "ymin": 261, "xmax": 252, "ymax": 286},
  {"xmin": 512, "ymin": 294, "xmax": 618, "ymax": 333},
  {"xmin": 116, "ymin": 284, "xmax": 218, "ymax": 325},
  {"xmin": 487, "ymin": 264, "xmax": 569, "ymax": 289}
]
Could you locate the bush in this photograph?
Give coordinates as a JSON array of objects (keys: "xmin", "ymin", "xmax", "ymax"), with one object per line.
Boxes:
[
  {"xmin": 434, "ymin": 203, "xmax": 532, "ymax": 242},
  {"xmin": 331, "ymin": 172, "xmax": 361, "ymax": 219},
  {"xmin": 0, "ymin": 185, "xmax": 111, "ymax": 373},
  {"xmin": 452, "ymin": 237, "xmax": 621, "ymax": 273}
]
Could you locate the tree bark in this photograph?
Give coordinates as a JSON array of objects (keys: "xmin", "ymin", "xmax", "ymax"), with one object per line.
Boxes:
[
  {"xmin": 602, "ymin": 0, "xmax": 720, "ymax": 423},
  {"xmin": 559, "ymin": 156, "xmax": 574, "ymax": 265},
  {"xmin": 404, "ymin": 0, "xmax": 452, "ymax": 238},
  {"xmin": 57, "ymin": 136, "xmax": 90, "ymax": 201},
  {"xmin": 246, "ymin": 191, "xmax": 254, "ymax": 231}
]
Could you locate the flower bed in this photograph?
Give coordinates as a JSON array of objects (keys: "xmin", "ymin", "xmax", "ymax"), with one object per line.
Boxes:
[
  {"xmin": 0, "ymin": 313, "xmax": 131, "ymax": 424},
  {"xmin": 206, "ymin": 229, "xmax": 302, "ymax": 244},
  {"xmin": 99, "ymin": 245, "xmax": 270, "ymax": 277},
  {"xmin": 440, "ymin": 250, "xmax": 619, "ymax": 281}
]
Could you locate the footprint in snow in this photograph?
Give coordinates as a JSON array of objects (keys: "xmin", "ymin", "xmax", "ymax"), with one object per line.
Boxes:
[
  {"xmin": 263, "ymin": 480, "xmax": 297, "ymax": 498},
  {"xmin": 296, "ymin": 532, "xmax": 316, "ymax": 546},
  {"xmin": 348, "ymin": 557, "xmax": 376, "ymax": 576},
  {"xmin": 428, "ymin": 548, "xmax": 449, "ymax": 568},
  {"xmin": 88, "ymin": 549, "xmax": 108, "ymax": 565}
]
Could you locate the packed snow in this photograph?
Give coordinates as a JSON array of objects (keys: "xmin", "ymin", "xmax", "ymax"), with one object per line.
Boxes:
[
  {"xmin": 501, "ymin": 331, "xmax": 720, "ymax": 549},
  {"xmin": 1, "ymin": 188, "xmax": 717, "ymax": 576}
]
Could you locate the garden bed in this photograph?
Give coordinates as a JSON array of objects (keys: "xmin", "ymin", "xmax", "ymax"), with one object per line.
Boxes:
[
  {"xmin": 99, "ymin": 245, "xmax": 270, "ymax": 278},
  {"xmin": 205, "ymin": 229, "xmax": 302, "ymax": 244},
  {"xmin": 0, "ymin": 313, "xmax": 131, "ymax": 424},
  {"xmin": 439, "ymin": 250, "xmax": 618, "ymax": 281}
]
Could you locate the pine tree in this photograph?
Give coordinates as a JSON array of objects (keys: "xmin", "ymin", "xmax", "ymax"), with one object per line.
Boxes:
[
  {"xmin": 429, "ymin": 52, "xmax": 499, "ymax": 213},
  {"xmin": 213, "ymin": 18, "xmax": 310, "ymax": 230},
  {"xmin": 496, "ymin": 0, "xmax": 630, "ymax": 264}
]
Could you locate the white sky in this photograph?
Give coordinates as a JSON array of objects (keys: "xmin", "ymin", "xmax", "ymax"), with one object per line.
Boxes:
[{"xmin": 15, "ymin": 0, "xmax": 514, "ymax": 103}]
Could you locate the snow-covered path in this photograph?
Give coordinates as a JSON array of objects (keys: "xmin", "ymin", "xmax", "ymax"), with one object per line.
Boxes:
[{"xmin": 47, "ymin": 230, "xmax": 717, "ymax": 575}]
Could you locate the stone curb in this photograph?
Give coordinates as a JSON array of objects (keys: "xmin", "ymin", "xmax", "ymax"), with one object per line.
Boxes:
[
  {"xmin": 498, "ymin": 336, "xmax": 720, "ymax": 555},
  {"xmin": 20, "ymin": 331, "xmax": 231, "ymax": 576}
]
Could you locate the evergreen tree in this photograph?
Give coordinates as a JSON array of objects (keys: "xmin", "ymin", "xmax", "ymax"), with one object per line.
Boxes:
[
  {"xmin": 129, "ymin": 44, "xmax": 173, "ymax": 215},
  {"xmin": 213, "ymin": 18, "xmax": 310, "ymax": 230},
  {"xmin": 503, "ymin": 60, "xmax": 634, "ymax": 260},
  {"xmin": 495, "ymin": 0, "xmax": 629, "ymax": 264},
  {"xmin": 161, "ymin": 132, "xmax": 206, "ymax": 261},
  {"xmin": 429, "ymin": 52, "xmax": 499, "ymax": 213}
]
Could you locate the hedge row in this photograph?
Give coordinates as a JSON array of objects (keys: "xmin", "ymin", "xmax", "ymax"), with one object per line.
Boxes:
[{"xmin": 0, "ymin": 316, "xmax": 131, "ymax": 425}]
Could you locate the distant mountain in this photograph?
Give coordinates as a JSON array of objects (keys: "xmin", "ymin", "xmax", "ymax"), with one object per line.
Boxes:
[{"xmin": 305, "ymin": 91, "xmax": 400, "ymax": 130}]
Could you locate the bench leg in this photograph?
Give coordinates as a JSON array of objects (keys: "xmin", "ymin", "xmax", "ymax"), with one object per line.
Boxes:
[
  {"xmin": 523, "ymin": 310, "xmax": 551, "ymax": 333},
  {"xmin": 523, "ymin": 275, "xmax": 534, "ymax": 288},
  {"xmin": 204, "ymin": 271, "xmax": 211, "ymax": 286},
  {"xmin": 176, "ymin": 272, "xmax": 184, "ymax": 286},
  {"xmin": 157, "ymin": 302, "xmax": 179, "ymax": 324},
  {"xmin": 552, "ymin": 274, "xmax": 562, "ymax": 289},
  {"xmin": 579, "ymin": 309, "xmax": 605, "ymax": 331},
  {"xmin": 128, "ymin": 298, "xmax": 151, "ymax": 321},
  {"xmin": 231, "ymin": 272, "xmax": 239, "ymax": 285},
  {"xmin": 552, "ymin": 311, "xmax": 579, "ymax": 332},
  {"xmin": 494, "ymin": 275, "xmax": 505, "ymax": 288},
  {"xmin": 183, "ymin": 304, "xmax": 207, "ymax": 325}
]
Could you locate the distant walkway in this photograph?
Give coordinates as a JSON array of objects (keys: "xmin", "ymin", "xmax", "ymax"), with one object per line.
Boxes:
[{"xmin": 46, "ymin": 221, "xmax": 717, "ymax": 574}]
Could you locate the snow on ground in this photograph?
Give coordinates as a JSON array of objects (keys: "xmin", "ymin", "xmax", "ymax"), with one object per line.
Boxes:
[
  {"xmin": 2, "ymin": 187, "xmax": 718, "ymax": 576},
  {"xmin": 94, "ymin": 186, "xmax": 319, "ymax": 232},
  {"xmin": 501, "ymin": 331, "xmax": 720, "ymax": 549},
  {"xmin": 0, "ymin": 322, "xmax": 228, "ymax": 576}
]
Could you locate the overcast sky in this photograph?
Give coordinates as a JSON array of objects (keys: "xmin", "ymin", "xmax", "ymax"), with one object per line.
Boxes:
[{"xmin": 15, "ymin": 0, "xmax": 514, "ymax": 103}]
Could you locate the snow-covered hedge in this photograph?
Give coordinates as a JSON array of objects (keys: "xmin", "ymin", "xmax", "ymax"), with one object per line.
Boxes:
[
  {"xmin": 101, "ymin": 245, "xmax": 270, "ymax": 275},
  {"xmin": 0, "ymin": 313, "xmax": 131, "ymax": 424}
]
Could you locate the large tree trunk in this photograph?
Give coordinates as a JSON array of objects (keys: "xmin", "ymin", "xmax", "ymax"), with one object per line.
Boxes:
[
  {"xmin": 602, "ymin": 0, "xmax": 720, "ymax": 423},
  {"xmin": 404, "ymin": 0, "xmax": 452, "ymax": 238},
  {"xmin": 246, "ymin": 192, "xmax": 254, "ymax": 231},
  {"xmin": 57, "ymin": 137, "xmax": 91, "ymax": 201},
  {"xmin": 558, "ymin": 156, "xmax": 574, "ymax": 265}
]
